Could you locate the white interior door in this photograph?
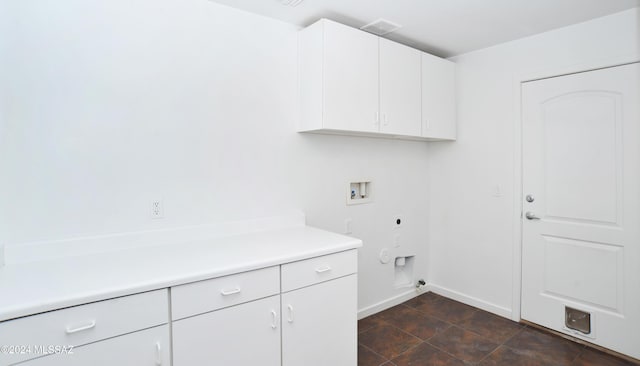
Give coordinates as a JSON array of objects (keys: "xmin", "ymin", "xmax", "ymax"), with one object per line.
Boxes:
[{"xmin": 521, "ymin": 63, "xmax": 640, "ymax": 359}]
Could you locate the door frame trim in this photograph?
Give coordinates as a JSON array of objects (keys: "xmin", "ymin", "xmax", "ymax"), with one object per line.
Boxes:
[{"xmin": 511, "ymin": 55, "xmax": 640, "ymax": 322}]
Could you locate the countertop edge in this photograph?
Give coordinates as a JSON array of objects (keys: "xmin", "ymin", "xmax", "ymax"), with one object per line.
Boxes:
[{"xmin": 0, "ymin": 231, "xmax": 362, "ymax": 322}]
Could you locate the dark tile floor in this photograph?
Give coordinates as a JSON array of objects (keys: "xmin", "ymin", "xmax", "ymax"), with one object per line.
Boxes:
[{"xmin": 358, "ymin": 292, "xmax": 638, "ymax": 366}]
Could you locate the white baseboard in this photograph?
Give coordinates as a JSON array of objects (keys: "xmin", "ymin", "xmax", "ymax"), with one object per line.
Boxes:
[
  {"xmin": 358, "ymin": 288, "xmax": 421, "ymax": 319},
  {"xmin": 427, "ymin": 283, "xmax": 513, "ymax": 319},
  {"xmin": 357, "ymin": 285, "xmax": 514, "ymax": 321}
]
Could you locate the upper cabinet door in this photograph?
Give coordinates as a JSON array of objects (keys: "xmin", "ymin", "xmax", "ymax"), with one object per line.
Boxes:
[
  {"xmin": 299, "ymin": 19, "xmax": 456, "ymax": 141},
  {"xmin": 379, "ymin": 38, "xmax": 422, "ymax": 136},
  {"xmin": 421, "ymin": 53, "xmax": 456, "ymax": 140},
  {"xmin": 323, "ymin": 20, "xmax": 379, "ymax": 132}
]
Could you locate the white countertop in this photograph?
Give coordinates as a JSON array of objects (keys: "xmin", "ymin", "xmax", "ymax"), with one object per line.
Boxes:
[{"xmin": 0, "ymin": 226, "xmax": 361, "ymax": 322}]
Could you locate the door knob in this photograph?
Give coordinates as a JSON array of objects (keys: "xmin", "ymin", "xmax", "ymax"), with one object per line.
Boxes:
[
  {"xmin": 526, "ymin": 194, "xmax": 535, "ymax": 203},
  {"xmin": 525, "ymin": 212, "xmax": 540, "ymax": 220}
]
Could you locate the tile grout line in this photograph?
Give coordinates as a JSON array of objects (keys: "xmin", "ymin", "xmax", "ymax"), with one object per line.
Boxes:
[
  {"xmin": 359, "ymin": 317, "xmax": 424, "ymax": 361},
  {"xmin": 374, "ymin": 295, "xmax": 500, "ymax": 365},
  {"xmin": 366, "ymin": 293, "xmax": 527, "ymax": 365},
  {"xmin": 362, "ymin": 307, "xmax": 461, "ymax": 363},
  {"xmin": 377, "ymin": 318, "xmax": 429, "ymax": 344},
  {"xmin": 358, "ymin": 342, "xmax": 390, "ymax": 364},
  {"xmin": 387, "ymin": 340, "xmax": 426, "ymax": 363},
  {"xmin": 473, "ymin": 325, "xmax": 527, "ymax": 365},
  {"xmin": 422, "ymin": 323, "xmax": 483, "ymax": 364},
  {"xmin": 568, "ymin": 344, "xmax": 588, "ymax": 365}
]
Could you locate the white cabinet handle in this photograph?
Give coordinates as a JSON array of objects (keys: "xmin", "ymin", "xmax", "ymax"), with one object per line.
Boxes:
[
  {"xmin": 383, "ymin": 113, "xmax": 388, "ymax": 126},
  {"xmin": 220, "ymin": 287, "xmax": 241, "ymax": 296},
  {"xmin": 425, "ymin": 119, "xmax": 431, "ymax": 130},
  {"xmin": 287, "ymin": 305, "xmax": 294, "ymax": 323},
  {"xmin": 270, "ymin": 310, "xmax": 277, "ymax": 329},
  {"xmin": 155, "ymin": 342, "xmax": 162, "ymax": 366},
  {"xmin": 315, "ymin": 266, "xmax": 332, "ymax": 273},
  {"xmin": 65, "ymin": 320, "xmax": 96, "ymax": 334},
  {"xmin": 374, "ymin": 111, "xmax": 380, "ymax": 126}
]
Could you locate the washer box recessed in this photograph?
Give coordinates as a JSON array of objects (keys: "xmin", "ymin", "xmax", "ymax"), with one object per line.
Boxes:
[{"xmin": 347, "ymin": 180, "xmax": 372, "ymax": 205}]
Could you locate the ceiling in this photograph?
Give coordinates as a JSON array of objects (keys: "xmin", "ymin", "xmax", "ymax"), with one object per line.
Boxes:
[{"xmin": 210, "ymin": 0, "xmax": 639, "ymax": 57}]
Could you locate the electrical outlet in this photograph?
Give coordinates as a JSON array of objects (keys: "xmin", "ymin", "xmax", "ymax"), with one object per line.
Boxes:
[{"xmin": 151, "ymin": 199, "xmax": 164, "ymax": 219}]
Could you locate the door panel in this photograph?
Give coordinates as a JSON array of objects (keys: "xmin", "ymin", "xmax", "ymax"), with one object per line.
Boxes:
[
  {"xmin": 379, "ymin": 38, "xmax": 421, "ymax": 136},
  {"xmin": 542, "ymin": 92, "xmax": 621, "ymax": 224},
  {"xmin": 282, "ymin": 275, "xmax": 357, "ymax": 366},
  {"xmin": 421, "ymin": 52, "xmax": 456, "ymax": 139},
  {"xmin": 542, "ymin": 236, "xmax": 621, "ymax": 311},
  {"xmin": 521, "ymin": 63, "xmax": 639, "ymax": 359},
  {"xmin": 172, "ymin": 295, "xmax": 281, "ymax": 366},
  {"xmin": 323, "ymin": 20, "xmax": 379, "ymax": 133}
]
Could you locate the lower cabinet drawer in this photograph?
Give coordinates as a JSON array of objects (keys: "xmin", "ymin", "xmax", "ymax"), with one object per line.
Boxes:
[
  {"xmin": 171, "ymin": 266, "xmax": 280, "ymax": 320},
  {"xmin": 0, "ymin": 289, "xmax": 168, "ymax": 365},
  {"xmin": 12, "ymin": 325, "xmax": 171, "ymax": 366},
  {"xmin": 281, "ymin": 250, "xmax": 357, "ymax": 292}
]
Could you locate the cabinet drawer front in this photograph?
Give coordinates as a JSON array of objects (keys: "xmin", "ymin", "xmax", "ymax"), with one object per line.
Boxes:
[
  {"xmin": 171, "ymin": 266, "xmax": 280, "ymax": 320},
  {"xmin": 281, "ymin": 250, "xmax": 357, "ymax": 292},
  {"xmin": 0, "ymin": 289, "xmax": 168, "ymax": 365},
  {"xmin": 14, "ymin": 325, "xmax": 171, "ymax": 366}
]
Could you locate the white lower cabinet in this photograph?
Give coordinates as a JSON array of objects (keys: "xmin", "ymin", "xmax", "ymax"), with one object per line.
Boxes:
[
  {"xmin": 281, "ymin": 275, "xmax": 358, "ymax": 366},
  {"xmin": 17, "ymin": 325, "xmax": 170, "ymax": 366},
  {"xmin": 173, "ymin": 275, "xmax": 357, "ymax": 366},
  {"xmin": 172, "ymin": 295, "xmax": 281, "ymax": 366},
  {"xmin": 171, "ymin": 250, "xmax": 358, "ymax": 366},
  {"xmin": 2, "ymin": 249, "xmax": 359, "ymax": 366},
  {"xmin": 0, "ymin": 290, "xmax": 169, "ymax": 366}
]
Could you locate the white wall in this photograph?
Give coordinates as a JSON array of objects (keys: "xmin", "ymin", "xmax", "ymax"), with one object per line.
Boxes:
[
  {"xmin": 0, "ymin": 0, "xmax": 430, "ymax": 314},
  {"xmin": 0, "ymin": 0, "xmax": 10, "ymax": 266},
  {"xmin": 7, "ymin": 0, "xmax": 635, "ymax": 320},
  {"xmin": 428, "ymin": 8, "xmax": 640, "ymax": 318}
]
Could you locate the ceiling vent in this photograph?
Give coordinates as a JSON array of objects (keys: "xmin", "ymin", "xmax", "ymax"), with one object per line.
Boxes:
[
  {"xmin": 360, "ymin": 18, "xmax": 402, "ymax": 36},
  {"xmin": 278, "ymin": 0, "xmax": 304, "ymax": 7}
]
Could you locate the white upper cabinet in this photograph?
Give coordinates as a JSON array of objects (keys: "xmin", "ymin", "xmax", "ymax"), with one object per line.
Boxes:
[
  {"xmin": 299, "ymin": 18, "xmax": 456, "ymax": 141},
  {"xmin": 300, "ymin": 19, "xmax": 379, "ymax": 133},
  {"xmin": 421, "ymin": 52, "xmax": 456, "ymax": 140},
  {"xmin": 379, "ymin": 38, "xmax": 422, "ymax": 136}
]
